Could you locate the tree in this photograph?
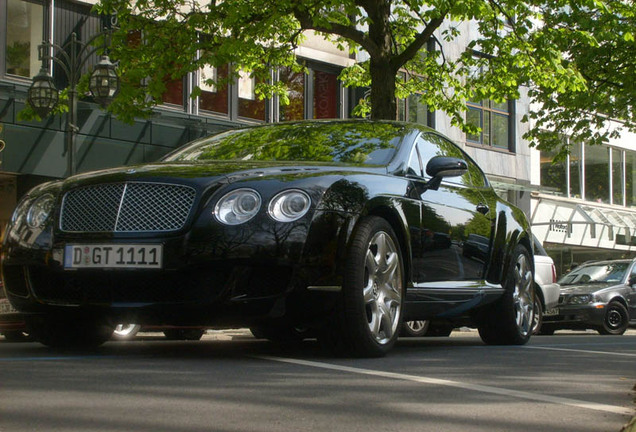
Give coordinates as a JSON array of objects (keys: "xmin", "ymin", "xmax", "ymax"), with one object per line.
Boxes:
[
  {"xmin": 524, "ymin": 0, "xmax": 636, "ymax": 159},
  {"xmin": 96, "ymin": 0, "xmax": 585, "ymax": 138}
]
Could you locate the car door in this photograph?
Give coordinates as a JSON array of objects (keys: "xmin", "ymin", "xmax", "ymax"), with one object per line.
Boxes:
[{"xmin": 404, "ymin": 132, "xmax": 495, "ymax": 317}]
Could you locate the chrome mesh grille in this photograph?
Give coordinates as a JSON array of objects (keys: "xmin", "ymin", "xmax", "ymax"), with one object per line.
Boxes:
[{"xmin": 60, "ymin": 182, "xmax": 196, "ymax": 232}]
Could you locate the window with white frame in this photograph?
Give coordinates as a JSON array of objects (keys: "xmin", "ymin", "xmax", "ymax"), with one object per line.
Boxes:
[
  {"xmin": 5, "ymin": 0, "xmax": 44, "ymax": 78},
  {"xmin": 466, "ymin": 98, "xmax": 510, "ymax": 150}
]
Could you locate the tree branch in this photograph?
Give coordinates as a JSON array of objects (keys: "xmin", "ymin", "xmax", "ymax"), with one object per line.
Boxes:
[
  {"xmin": 392, "ymin": 12, "xmax": 447, "ymax": 70},
  {"xmin": 292, "ymin": 7, "xmax": 378, "ymax": 56}
]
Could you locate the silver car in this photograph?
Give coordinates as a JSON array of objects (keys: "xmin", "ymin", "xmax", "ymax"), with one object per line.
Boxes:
[{"xmin": 532, "ymin": 237, "xmax": 560, "ymax": 334}]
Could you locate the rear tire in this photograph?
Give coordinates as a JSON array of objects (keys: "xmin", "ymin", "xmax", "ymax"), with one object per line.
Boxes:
[
  {"xmin": 400, "ymin": 320, "xmax": 429, "ymax": 337},
  {"xmin": 478, "ymin": 244, "xmax": 534, "ymax": 345},
  {"xmin": 319, "ymin": 217, "xmax": 404, "ymax": 357},
  {"xmin": 112, "ymin": 324, "xmax": 141, "ymax": 340}
]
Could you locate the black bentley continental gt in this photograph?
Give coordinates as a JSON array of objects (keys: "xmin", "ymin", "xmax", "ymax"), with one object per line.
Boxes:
[{"xmin": 0, "ymin": 120, "xmax": 535, "ymax": 356}]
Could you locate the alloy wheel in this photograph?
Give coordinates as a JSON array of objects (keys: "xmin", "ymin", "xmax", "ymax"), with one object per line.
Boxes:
[
  {"xmin": 363, "ymin": 231, "xmax": 402, "ymax": 345},
  {"xmin": 513, "ymin": 254, "xmax": 534, "ymax": 337}
]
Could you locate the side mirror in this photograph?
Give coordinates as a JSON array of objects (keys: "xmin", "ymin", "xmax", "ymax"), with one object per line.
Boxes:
[
  {"xmin": 424, "ymin": 156, "xmax": 468, "ymax": 190},
  {"xmin": 629, "ymin": 275, "xmax": 636, "ymax": 287}
]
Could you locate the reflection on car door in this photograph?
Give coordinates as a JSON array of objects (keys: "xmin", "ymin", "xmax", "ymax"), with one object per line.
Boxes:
[{"xmin": 405, "ymin": 133, "xmax": 495, "ymax": 316}]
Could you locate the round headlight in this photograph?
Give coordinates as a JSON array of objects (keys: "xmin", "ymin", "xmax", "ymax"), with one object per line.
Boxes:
[
  {"xmin": 215, "ymin": 188, "xmax": 261, "ymax": 225},
  {"xmin": 268, "ymin": 190, "xmax": 311, "ymax": 222},
  {"xmin": 26, "ymin": 194, "xmax": 56, "ymax": 228}
]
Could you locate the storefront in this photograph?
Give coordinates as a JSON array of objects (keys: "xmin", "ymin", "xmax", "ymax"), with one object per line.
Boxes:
[{"xmin": 531, "ymin": 193, "xmax": 636, "ymax": 276}]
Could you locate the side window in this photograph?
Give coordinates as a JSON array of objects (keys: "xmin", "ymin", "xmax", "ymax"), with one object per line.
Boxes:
[{"xmin": 419, "ymin": 133, "xmax": 487, "ymax": 188}]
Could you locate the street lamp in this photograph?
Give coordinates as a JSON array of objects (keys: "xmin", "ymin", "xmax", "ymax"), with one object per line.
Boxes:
[{"xmin": 26, "ymin": 31, "xmax": 119, "ymax": 177}]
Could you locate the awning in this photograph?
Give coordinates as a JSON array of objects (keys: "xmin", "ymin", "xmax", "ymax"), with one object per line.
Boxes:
[{"xmin": 531, "ymin": 193, "xmax": 636, "ymax": 251}]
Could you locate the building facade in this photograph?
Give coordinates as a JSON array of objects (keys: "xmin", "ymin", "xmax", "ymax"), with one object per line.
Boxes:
[
  {"xmin": 3, "ymin": 0, "xmax": 632, "ymax": 274},
  {"xmin": 530, "ymin": 126, "xmax": 636, "ymax": 274}
]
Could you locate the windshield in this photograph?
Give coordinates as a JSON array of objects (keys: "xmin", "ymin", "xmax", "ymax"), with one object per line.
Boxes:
[
  {"xmin": 558, "ymin": 262, "xmax": 629, "ymax": 286},
  {"xmin": 163, "ymin": 121, "xmax": 408, "ymax": 166}
]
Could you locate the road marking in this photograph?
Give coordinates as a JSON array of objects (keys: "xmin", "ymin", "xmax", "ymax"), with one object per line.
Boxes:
[
  {"xmin": 524, "ymin": 345, "xmax": 636, "ymax": 357},
  {"xmin": 258, "ymin": 355, "xmax": 634, "ymax": 416},
  {"xmin": 0, "ymin": 355, "xmax": 112, "ymax": 362}
]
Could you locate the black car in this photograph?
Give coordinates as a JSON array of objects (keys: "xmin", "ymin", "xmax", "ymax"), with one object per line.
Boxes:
[
  {"xmin": 0, "ymin": 120, "xmax": 535, "ymax": 357},
  {"xmin": 541, "ymin": 259, "xmax": 636, "ymax": 335}
]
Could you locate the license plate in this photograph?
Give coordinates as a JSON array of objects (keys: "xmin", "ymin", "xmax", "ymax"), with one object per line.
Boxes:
[
  {"xmin": 544, "ymin": 308, "xmax": 560, "ymax": 316},
  {"xmin": 64, "ymin": 244, "xmax": 163, "ymax": 269}
]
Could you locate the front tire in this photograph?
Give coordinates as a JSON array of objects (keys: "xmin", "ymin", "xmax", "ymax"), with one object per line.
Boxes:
[
  {"xmin": 478, "ymin": 244, "xmax": 534, "ymax": 345},
  {"xmin": 597, "ymin": 301, "xmax": 629, "ymax": 335},
  {"xmin": 319, "ymin": 216, "xmax": 404, "ymax": 357}
]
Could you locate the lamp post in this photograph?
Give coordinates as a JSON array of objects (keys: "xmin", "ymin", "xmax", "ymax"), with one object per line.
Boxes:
[{"xmin": 27, "ymin": 30, "xmax": 120, "ymax": 177}]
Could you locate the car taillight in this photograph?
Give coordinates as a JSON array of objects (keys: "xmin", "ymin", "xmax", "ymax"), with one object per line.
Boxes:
[{"xmin": 551, "ymin": 263, "xmax": 557, "ymax": 283}]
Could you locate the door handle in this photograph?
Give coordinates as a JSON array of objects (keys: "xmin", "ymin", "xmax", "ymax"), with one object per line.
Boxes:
[{"xmin": 476, "ymin": 203, "xmax": 489, "ymax": 215}]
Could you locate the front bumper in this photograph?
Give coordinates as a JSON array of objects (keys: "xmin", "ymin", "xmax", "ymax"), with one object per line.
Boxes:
[
  {"xmin": 542, "ymin": 303, "xmax": 607, "ymax": 328},
  {"xmin": 1, "ymin": 209, "xmax": 350, "ymax": 326}
]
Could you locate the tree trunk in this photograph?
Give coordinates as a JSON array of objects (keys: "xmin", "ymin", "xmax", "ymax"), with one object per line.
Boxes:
[
  {"xmin": 369, "ymin": 58, "xmax": 397, "ymax": 120},
  {"xmin": 366, "ymin": 0, "xmax": 397, "ymax": 120}
]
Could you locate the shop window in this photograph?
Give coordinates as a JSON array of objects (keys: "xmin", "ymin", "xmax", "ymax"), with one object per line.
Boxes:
[
  {"xmin": 627, "ymin": 151, "xmax": 636, "ymax": 208},
  {"xmin": 199, "ymin": 64, "xmax": 229, "ymax": 115},
  {"xmin": 279, "ymin": 67, "xmax": 305, "ymax": 121},
  {"xmin": 238, "ymin": 70, "xmax": 266, "ymax": 121},
  {"xmin": 584, "ymin": 145, "xmax": 609, "ymax": 204},
  {"xmin": 569, "ymin": 142, "xmax": 582, "ymax": 199},
  {"xmin": 313, "ymin": 70, "xmax": 338, "ymax": 119},
  {"xmin": 466, "ymin": 99, "xmax": 510, "ymax": 150},
  {"xmin": 612, "ymin": 148, "xmax": 624, "ymax": 205},
  {"xmin": 540, "ymin": 148, "xmax": 567, "ymax": 196},
  {"xmin": 5, "ymin": 0, "xmax": 44, "ymax": 78}
]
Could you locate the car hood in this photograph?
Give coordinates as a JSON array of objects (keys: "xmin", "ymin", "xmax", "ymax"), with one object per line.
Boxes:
[
  {"xmin": 62, "ymin": 161, "xmax": 382, "ymax": 188},
  {"xmin": 559, "ymin": 283, "xmax": 619, "ymax": 294}
]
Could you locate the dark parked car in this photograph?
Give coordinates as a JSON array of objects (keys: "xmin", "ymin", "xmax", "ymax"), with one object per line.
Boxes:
[
  {"xmin": 541, "ymin": 259, "xmax": 636, "ymax": 335},
  {"xmin": 0, "ymin": 120, "xmax": 535, "ymax": 356}
]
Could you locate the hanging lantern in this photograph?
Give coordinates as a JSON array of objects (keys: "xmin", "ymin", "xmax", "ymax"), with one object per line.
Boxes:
[
  {"xmin": 89, "ymin": 55, "xmax": 119, "ymax": 106},
  {"xmin": 27, "ymin": 68, "xmax": 59, "ymax": 118}
]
